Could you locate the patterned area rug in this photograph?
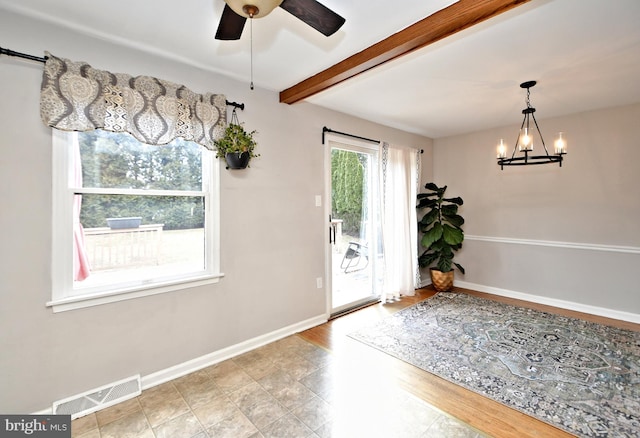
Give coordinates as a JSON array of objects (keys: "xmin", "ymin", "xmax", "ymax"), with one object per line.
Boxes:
[{"xmin": 349, "ymin": 292, "xmax": 640, "ymax": 437}]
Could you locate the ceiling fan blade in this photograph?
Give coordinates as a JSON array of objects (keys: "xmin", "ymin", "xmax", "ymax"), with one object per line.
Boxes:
[
  {"xmin": 215, "ymin": 4, "xmax": 247, "ymax": 40},
  {"xmin": 279, "ymin": 0, "xmax": 345, "ymax": 37}
]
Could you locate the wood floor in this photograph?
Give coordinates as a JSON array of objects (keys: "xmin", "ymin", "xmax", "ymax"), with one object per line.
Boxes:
[{"xmin": 298, "ymin": 286, "xmax": 639, "ymax": 438}]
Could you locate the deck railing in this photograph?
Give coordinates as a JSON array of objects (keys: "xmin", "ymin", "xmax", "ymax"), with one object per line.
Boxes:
[{"xmin": 83, "ymin": 224, "xmax": 164, "ymax": 270}]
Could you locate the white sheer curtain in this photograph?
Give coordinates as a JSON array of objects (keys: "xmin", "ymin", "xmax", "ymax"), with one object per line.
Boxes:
[{"xmin": 379, "ymin": 142, "xmax": 421, "ymax": 301}]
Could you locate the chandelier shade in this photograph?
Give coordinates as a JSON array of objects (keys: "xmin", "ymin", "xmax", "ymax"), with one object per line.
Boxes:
[{"xmin": 497, "ymin": 81, "xmax": 567, "ymax": 170}]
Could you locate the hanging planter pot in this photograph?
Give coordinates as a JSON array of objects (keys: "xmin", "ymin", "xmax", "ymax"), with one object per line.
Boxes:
[
  {"xmin": 214, "ymin": 108, "xmax": 259, "ymax": 169},
  {"xmin": 225, "ymin": 151, "xmax": 251, "ymax": 169}
]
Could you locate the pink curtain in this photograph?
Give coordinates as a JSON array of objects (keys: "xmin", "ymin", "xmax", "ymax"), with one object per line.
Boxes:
[{"xmin": 72, "ymin": 133, "xmax": 91, "ymax": 281}]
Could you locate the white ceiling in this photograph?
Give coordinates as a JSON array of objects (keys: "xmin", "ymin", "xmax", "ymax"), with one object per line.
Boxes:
[{"xmin": 1, "ymin": 0, "xmax": 639, "ymax": 138}]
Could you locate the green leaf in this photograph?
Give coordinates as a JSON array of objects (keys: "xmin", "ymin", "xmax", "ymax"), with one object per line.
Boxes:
[
  {"xmin": 418, "ymin": 251, "xmax": 439, "ymax": 268},
  {"xmin": 441, "ymin": 204, "xmax": 458, "ymax": 216},
  {"xmin": 421, "ymin": 222, "xmax": 442, "ymax": 249},
  {"xmin": 442, "ymin": 224, "xmax": 464, "ymax": 245},
  {"xmin": 437, "ymin": 256, "xmax": 453, "ymax": 273},
  {"xmin": 443, "ymin": 214, "xmax": 464, "ymax": 227},
  {"xmin": 417, "ymin": 198, "xmax": 438, "ymax": 209},
  {"xmin": 439, "ymin": 244, "xmax": 453, "ymax": 257},
  {"xmin": 423, "ymin": 182, "xmax": 439, "ymax": 192},
  {"xmin": 420, "ymin": 209, "xmax": 439, "ymax": 226},
  {"xmin": 453, "ymin": 262, "xmax": 465, "ymax": 275},
  {"xmin": 444, "ymin": 197, "xmax": 464, "ymax": 205},
  {"xmin": 417, "ymin": 193, "xmax": 437, "ymax": 199}
]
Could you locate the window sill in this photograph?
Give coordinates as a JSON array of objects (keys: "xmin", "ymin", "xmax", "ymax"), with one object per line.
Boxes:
[{"xmin": 47, "ymin": 273, "xmax": 224, "ymax": 313}]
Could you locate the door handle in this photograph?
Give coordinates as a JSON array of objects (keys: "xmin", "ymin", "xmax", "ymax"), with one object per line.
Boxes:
[
  {"xmin": 330, "ymin": 223, "xmax": 337, "ymax": 245},
  {"xmin": 329, "ymin": 214, "xmax": 334, "ymax": 245}
]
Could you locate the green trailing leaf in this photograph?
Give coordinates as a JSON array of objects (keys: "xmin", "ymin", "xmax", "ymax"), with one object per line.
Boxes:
[{"xmin": 214, "ymin": 123, "xmax": 259, "ymax": 159}]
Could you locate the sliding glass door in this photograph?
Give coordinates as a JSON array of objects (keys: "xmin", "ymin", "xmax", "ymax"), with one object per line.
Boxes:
[{"xmin": 326, "ymin": 139, "xmax": 382, "ymax": 316}]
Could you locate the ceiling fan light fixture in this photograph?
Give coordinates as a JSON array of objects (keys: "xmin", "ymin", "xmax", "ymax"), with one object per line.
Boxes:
[{"xmin": 225, "ymin": 0, "xmax": 283, "ymax": 18}]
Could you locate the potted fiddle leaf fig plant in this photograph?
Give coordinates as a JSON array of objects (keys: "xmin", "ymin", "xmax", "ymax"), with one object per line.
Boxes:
[
  {"xmin": 214, "ymin": 111, "xmax": 259, "ymax": 169},
  {"xmin": 417, "ymin": 182, "xmax": 465, "ymax": 292}
]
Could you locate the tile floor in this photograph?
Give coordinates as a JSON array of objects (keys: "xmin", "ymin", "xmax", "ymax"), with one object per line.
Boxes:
[{"xmin": 72, "ymin": 335, "xmax": 486, "ymax": 438}]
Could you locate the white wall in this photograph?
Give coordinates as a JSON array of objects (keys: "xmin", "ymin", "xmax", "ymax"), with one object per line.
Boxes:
[
  {"xmin": 431, "ymin": 103, "xmax": 640, "ymax": 318},
  {"xmin": 0, "ymin": 10, "xmax": 431, "ymax": 413}
]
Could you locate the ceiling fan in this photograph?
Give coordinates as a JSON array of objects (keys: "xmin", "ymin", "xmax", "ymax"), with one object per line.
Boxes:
[{"xmin": 215, "ymin": 0, "xmax": 346, "ymax": 40}]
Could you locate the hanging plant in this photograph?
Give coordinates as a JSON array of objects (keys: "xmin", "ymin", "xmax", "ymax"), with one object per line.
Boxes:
[{"xmin": 214, "ymin": 108, "xmax": 259, "ymax": 169}]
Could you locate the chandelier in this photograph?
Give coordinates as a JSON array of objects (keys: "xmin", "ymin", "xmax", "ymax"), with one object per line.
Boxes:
[{"xmin": 497, "ymin": 81, "xmax": 567, "ymax": 170}]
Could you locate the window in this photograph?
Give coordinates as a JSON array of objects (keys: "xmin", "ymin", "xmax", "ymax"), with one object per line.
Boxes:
[{"xmin": 50, "ymin": 129, "xmax": 221, "ymax": 312}]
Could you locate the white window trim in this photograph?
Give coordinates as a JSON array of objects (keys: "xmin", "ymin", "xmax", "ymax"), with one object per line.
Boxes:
[{"xmin": 49, "ymin": 130, "xmax": 222, "ymax": 313}]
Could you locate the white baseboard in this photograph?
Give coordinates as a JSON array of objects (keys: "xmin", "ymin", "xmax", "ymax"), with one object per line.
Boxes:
[
  {"xmin": 33, "ymin": 313, "xmax": 327, "ymax": 416},
  {"xmin": 37, "ymin": 282, "xmax": 637, "ymax": 418},
  {"xmin": 140, "ymin": 314, "xmax": 327, "ymax": 390},
  {"xmin": 455, "ymin": 280, "xmax": 640, "ymax": 324}
]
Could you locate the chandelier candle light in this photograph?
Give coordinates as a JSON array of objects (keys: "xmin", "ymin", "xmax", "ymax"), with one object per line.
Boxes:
[{"xmin": 497, "ymin": 81, "xmax": 567, "ymax": 170}]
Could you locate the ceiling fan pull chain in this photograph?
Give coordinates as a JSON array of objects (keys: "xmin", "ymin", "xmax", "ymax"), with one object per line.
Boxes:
[{"xmin": 250, "ymin": 17, "xmax": 254, "ymax": 90}]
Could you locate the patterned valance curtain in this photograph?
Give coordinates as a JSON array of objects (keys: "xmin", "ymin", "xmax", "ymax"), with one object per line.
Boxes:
[{"xmin": 40, "ymin": 52, "xmax": 226, "ymax": 150}]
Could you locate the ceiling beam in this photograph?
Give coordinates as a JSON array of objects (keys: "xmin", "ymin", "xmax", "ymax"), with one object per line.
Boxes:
[{"xmin": 279, "ymin": 0, "xmax": 531, "ymax": 104}]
